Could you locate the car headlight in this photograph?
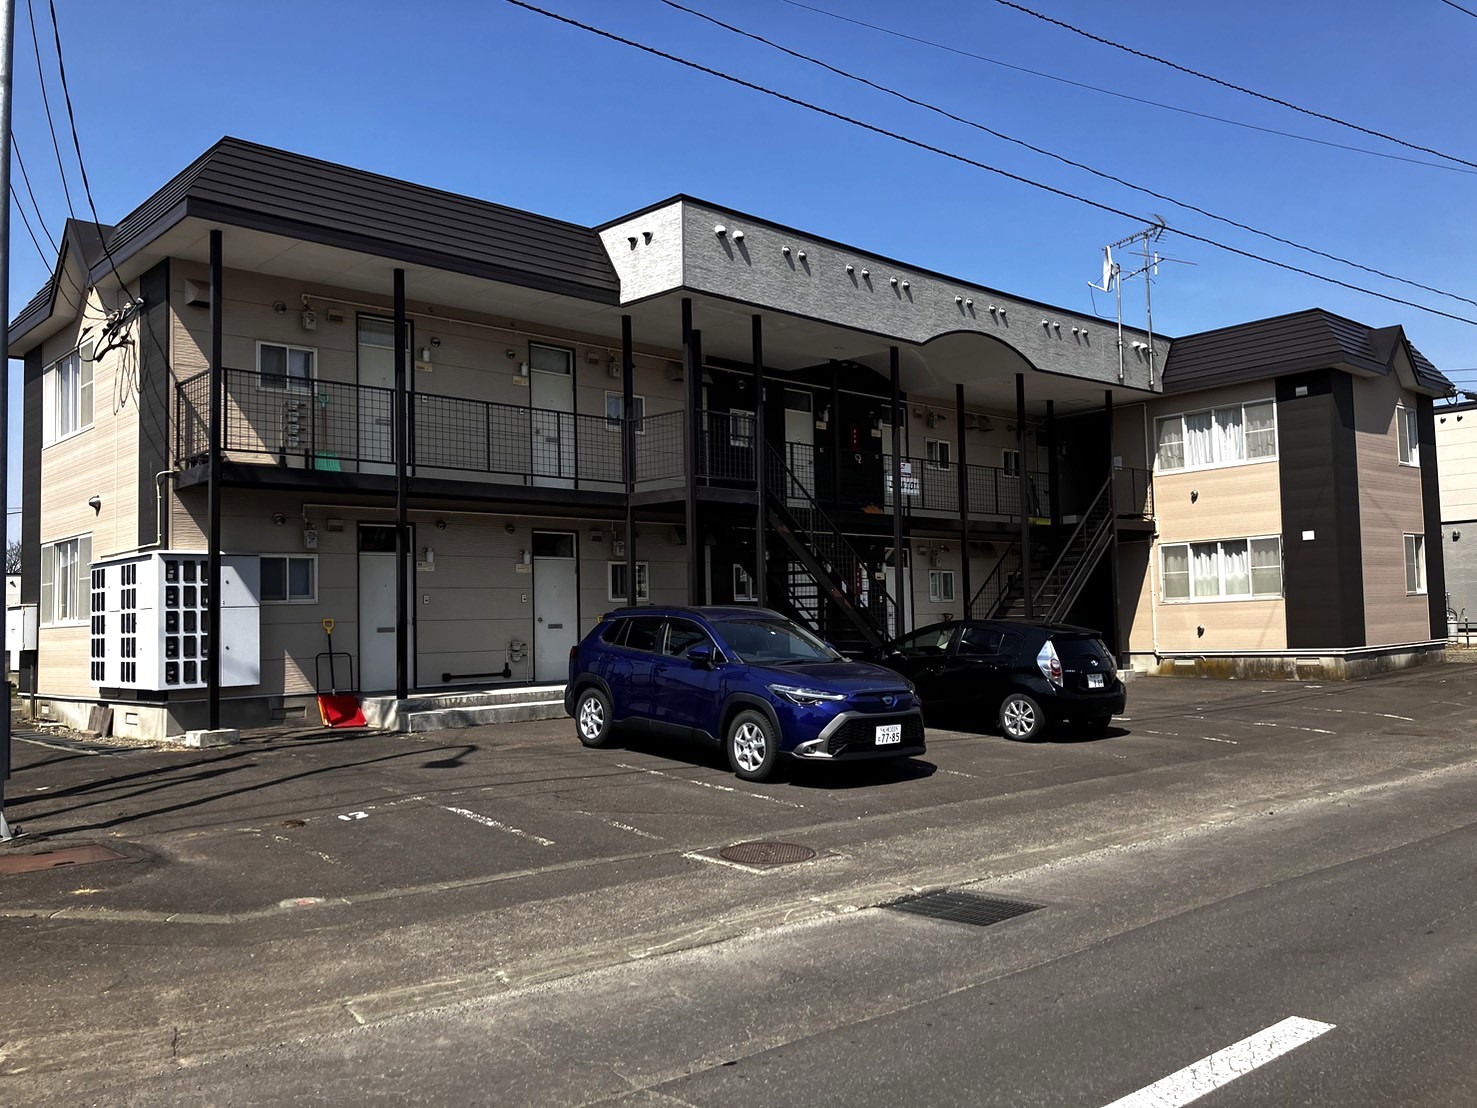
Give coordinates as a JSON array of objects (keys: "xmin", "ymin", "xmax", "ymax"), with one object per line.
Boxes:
[{"xmin": 769, "ymin": 684, "xmax": 848, "ymax": 706}]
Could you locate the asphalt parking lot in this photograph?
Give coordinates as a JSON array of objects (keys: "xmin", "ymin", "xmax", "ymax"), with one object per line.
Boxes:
[
  {"xmin": 3, "ymin": 664, "xmax": 1475, "ymax": 1101},
  {"xmin": 3, "ymin": 664, "xmax": 1471, "ymax": 921}
]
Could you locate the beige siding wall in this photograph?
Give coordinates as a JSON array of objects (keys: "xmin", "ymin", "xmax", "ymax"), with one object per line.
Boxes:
[
  {"xmin": 170, "ymin": 489, "xmax": 692, "ymax": 696},
  {"xmin": 1355, "ymin": 371, "xmax": 1430, "ymax": 644},
  {"xmin": 1436, "ymin": 405, "xmax": 1477, "ymax": 522},
  {"xmin": 1124, "ymin": 381, "xmax": 1286, "ymax": 655},
  {"xmin": 37, "ymin": 287, "xmax": 145, "ymax": 697}
]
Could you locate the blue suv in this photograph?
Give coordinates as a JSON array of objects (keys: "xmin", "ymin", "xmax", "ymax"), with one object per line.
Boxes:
[{"xmin": 565, "ymin": 606, "xmax": 925, "ymax": 782}]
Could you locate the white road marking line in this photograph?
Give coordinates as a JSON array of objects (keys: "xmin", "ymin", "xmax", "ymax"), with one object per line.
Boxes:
[
  {"xmin": 940, "ymin": 768, "xmax": 979, "ymax": 779},
  {"xmin": 1248, "ymin": 722, "xmax": 1334, "ymax": 734},
  {"xmin": 1308, "ymin": 707, "xmax": 1416, "ymax": 723},
  {"xmin": 603, "ymin": 819, "xmax": 662, "ymax": 841},
  {"xmin": 442, "ymin": 806, "xmax": 555, "ymax": 846},
  {"xmin": 1100, "ymin": 1015, "xmax": 1335, "ymax": 1108},
  {"xmin": 616, "ymin": 763, "xmax": 804, "ymax": 808},
  {"xmin": 1199, "ymin": 736, "xmax": 1238, "ymax": 744}
]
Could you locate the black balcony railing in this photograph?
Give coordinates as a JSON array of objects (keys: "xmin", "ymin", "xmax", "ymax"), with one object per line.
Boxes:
[
  {"xmin": 177, "ymin": 368, "xmax": 624, "ymax": 486},
  {"xmin": 1113, "ymin": 466, "xmax": 1154, "ymax": 520}
]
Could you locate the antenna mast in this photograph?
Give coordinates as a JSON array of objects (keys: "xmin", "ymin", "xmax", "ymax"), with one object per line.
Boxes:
[{"xmin": 1089, "ymin": 217, "xmax": 1167, "ymax": 388}]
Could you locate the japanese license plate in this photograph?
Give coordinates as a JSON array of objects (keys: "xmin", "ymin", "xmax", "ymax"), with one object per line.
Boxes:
[
  {"xmin": 1087, "ymin": 673, "xmax": 1105, "ymax": 689},
  {"xmin": 875, "ymin": 723, "xmax": 902, "ymax": 745}
]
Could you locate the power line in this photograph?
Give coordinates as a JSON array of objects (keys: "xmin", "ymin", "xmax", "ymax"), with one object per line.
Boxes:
[
  {"xmin": 10, "ymin": 132, "xmax": 57, "ymax": 254},
  {"xmin": 663, "ymin": 0, "xmax": 1477, "ymax": 311},
  {"xmin": 777, "ymin": 0, "xmax": 1476, "ymax": 176},
  {"xmin": 504, "ymin": 1, "xmax": 1477, "ymax": 328},
  {"xmin": 23, "ymin": 0, "xmax": 77, "ymax": 221},
  {"xmin": 990, "ymin": 0, "xmax": 1477, "ymax": 173},
  {"xmin": 1438, "ymin": 0, "xmax": 1477, "ymax": 18},
  {"xmin": 46, "ymin": 0, "xmax": 132, "ymax": 296}
]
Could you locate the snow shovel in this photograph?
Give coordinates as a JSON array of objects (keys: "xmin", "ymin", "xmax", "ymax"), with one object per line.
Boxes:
[{"xmin": 316, "ymin": 618, "xmax": 366, "ymax": 728}]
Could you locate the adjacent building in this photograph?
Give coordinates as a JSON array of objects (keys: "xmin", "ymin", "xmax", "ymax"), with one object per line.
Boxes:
[
  {"xmin": 6, "ymin": 138, "xmax": 1452, "ymax": 737},
  {"xmin": 1436, "ymin": 396, "xmax": 1477, "ymax": 633}
]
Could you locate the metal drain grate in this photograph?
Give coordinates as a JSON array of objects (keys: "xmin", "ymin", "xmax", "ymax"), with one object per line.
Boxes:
[
  {"xmin": 885, "ymin": 890, "xmax": 1042, "ymax": 928},
  {"xmin": 718, "ymin": 841, "xmax": 817, "ymax": 866},
  {"xmin": 0, "ymin": 844, "xmax": 127, "ymax": 876}
]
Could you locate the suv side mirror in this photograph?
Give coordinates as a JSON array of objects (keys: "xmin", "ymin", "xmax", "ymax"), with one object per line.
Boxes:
[{"xmin": 687, "ymin": 645, "xmax": 714, "ymax": 668}]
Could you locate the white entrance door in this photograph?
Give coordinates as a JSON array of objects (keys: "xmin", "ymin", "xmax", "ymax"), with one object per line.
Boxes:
[
  {"xmin": 529, "ymin": 343, "xmax": 575, "ymax": 488},
  {"xmin": 885, "ymin": 552, "xmax": 912, "ymax": 638},
  {"xmin": 358, "ymin": 524, "xmax": 414, "ymax": 691},
  {"xmin": 358, "ymin": 316, "xmax": 411, "ymax": 476},
  {"xmin": 532, "ymin": 531, "xmax": 578, "ymax": 682},
  {"xmin": 783, "ymin": 389, "xmax": 815, "ymax": 504}
]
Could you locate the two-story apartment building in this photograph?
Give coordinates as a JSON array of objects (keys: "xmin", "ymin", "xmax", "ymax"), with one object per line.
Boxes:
[{"xmin": 7, "ymin": 138, "xmax": 1451, "ymax": 737}]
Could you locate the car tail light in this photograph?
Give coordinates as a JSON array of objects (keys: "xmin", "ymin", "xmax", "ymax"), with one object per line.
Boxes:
[
  {"xmin": 1036, "ymin": 640, "xmax": 1063, "ymax": 687},
  {"xmin": 569, "ymin": 645, "xmax": 579, "ymax": 661}
]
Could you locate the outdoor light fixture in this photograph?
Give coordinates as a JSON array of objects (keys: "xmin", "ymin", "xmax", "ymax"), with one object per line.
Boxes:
[
  {"xmin": 714, "ymin": 224, "xmax": 727, "ymax": 236},
  {"xmin": 88, "ymin": 495, "xmax": 102, "ymax": 513},
  {"xmin": 505, "ymin": 522, "xmax": 517, "ymax": 535},
  {"xmin": 732, "ymin": 229, "xmax": 744, "ymax": 241}
]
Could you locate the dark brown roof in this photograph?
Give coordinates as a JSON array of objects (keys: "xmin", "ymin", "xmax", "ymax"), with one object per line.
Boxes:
[
  {"xmin": 11, "ymin": 137, "xmax": 620, "ymax": 347},
  {"xmin": 1163, "ymin": 308, "xmax": 1452, "ymax": 396}
]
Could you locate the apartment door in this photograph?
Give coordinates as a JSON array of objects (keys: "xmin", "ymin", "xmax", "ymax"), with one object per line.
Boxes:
[
  {"xmin": 532, "ymin": 531, "xmax": 578, "ymax": 682},
  {"xmin": 529, "ymin": 343, "xmax": 575, "ymax": 488},
  {"xmin": 358, "ymin": 523, "xmax": 414, "ymax": 691},
  {"xmin": 783, "ymin": 389, "xmax": 815, "ymax": 504},
  {"xmin": 357, "ymin": 316, "xmax": 411, "ymax": 476},
  {"xmin": 884, "ymin": 548, "xmax": 912, "ymax": 638}
]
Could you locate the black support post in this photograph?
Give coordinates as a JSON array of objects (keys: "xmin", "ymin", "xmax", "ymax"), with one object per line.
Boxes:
[
  {"xmin": 394, "ymin": 269, "xmax": 409, "ymax": 700},
  {"xmin": 1017, "ymin": 372, "xmax": 1033, "ymax": 620},
  {"xmin": 1046, "ymin": 399, "xmax": 1060, "ymax": 526},
  {"xmin": 752, "ymin": 315, "xmax": 767, "ymax": 608},
  {"xmin": 830, "ymin": 361, "xmax": 842, "ymax": 506},
  {"xmin": 890, "ymin": 347, "xmax": 906, "ymax": 638},
  {"xmin": 955, "ymin": 382, "xmax": 970, "ymax": 614},
  {"xmin": 206, "ymin": 229, "xmax": 223, "ymax": 730},
  {"xmin": 622, "ymin": 315, "xmax": 637, "ymax": 606},
  {"xmin": 682, "ymin": 299, "xmax": 701, "ymax": 604}
]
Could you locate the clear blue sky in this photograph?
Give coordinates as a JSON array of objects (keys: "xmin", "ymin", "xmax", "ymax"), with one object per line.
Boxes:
[{"xmin": 8, "ymin": 0, "xmax": 1477, "ymax": 543}]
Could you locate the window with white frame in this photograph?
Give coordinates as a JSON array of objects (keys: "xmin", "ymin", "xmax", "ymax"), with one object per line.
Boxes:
[
  {"xmin": 1405, "ymin": 533, "xmax": 1426, "ymax": 594},
  {"xmin": 260, "ymin": 555, "xmax": 317, "ymax": 603},
  {"xmin": 1397, "ymin": 406, "xmax": 1419, "ymax": 466},
  {"xmin": 729, "ymin": 409, "xmax": 755, "ymax": 448},
  {"xmin": 926, "ymin": 439, "xmax": 951, "ymax": 469},
  {"xmin": 1155, "ymin": 399, "xmax": 1277, "ymax": 473},
  {"xmin": 1002, "ymin": 449, "xmax": 1021, "ymax": 477},
  {"xmin": 40, "ymin": 534, "xmax": 92, "ymax": 625},
  {"xmin": 258, "ymin": 342, "xmax": 315, "ymax": 390},
  {"xmin": 928, "ymin": 568, "xmax": 955, "ymax": 603},
  {"xmin": 733, "ymin": 563, "xmax": 756, "ymax": 601},
  {"xmin": 42, "ymin": 345, "xmax": 94, "ymax": 445},
  {"xmin": 609, "ymin": 560, "xmax": 650, "ymax": 603},
  {"xmin": 1160, "ymin": 536, "xmax": 1282, "ymax": 602},
  {"xmin": 604, "ymin": 391, "xmax": 645, "ymax": 433}
]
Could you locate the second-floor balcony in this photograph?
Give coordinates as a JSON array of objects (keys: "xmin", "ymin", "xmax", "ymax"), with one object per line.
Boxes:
[{"xmin": 176, "ymin": 372, "xmax": 1147, "ymax": 523}]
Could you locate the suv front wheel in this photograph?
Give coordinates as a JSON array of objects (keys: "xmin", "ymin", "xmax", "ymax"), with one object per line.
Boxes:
[
  {"xmin": 726, "ymin": 709, "xmax": 779, "ymax": 782},
  {"xmin": 575, "ymin": 687, "xmax": 617, "ymax": 748}
]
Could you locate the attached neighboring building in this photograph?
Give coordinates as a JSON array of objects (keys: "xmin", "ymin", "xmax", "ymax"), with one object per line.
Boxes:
[
  {"xmin": 6, "ymin": 139, "xmax": 1452, "ymax": 737},
  {"xmin": 1436, "ymin": 397, "xmax": 1477, "ymax": 632},
  {"xmin": 1113, "ymin": 311, "xmax": 1451, "ymax": 677}
]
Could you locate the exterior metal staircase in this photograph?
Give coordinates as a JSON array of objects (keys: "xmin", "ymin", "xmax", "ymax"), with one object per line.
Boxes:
[
  {"xmin": 968, "ymin": 474, "xmax": 1115, "ymax": 624},
  {"xmin": 763, "ymin": 444, "xmax": 897, "ymax": 653}
]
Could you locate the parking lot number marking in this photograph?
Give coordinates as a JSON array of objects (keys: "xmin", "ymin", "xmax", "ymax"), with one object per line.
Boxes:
[{"xmin": 1100, "ymin": 1016, "xmax": 1334, "ymax": 1107}]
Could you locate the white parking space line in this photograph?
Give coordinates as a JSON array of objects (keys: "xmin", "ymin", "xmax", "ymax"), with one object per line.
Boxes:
[
  {"xmin": 616, "ymin": 764, "xmax": 804, "ymax": 809},
  {"xmin": 1099, "ymin": 1015, "xmax": 1335, "ymax": 1107},
  {"xmin": 441, "ymin": 805, "xmax": 555, "ymax": 846},
  {"xmin": 1307, "ymin": 707, "xmax": 1416, "ymax": 723},
  {"xmin": 1249, "ymin": 722, "xmax": 1335, "ymax": 735}
]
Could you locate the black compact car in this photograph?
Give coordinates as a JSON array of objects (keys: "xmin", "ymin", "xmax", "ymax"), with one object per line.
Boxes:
[{"xmin": 872, "ymin": 619, "xmax": 1125, "ymax": 740}]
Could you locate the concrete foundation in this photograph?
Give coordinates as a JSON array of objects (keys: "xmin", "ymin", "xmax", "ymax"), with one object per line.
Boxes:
[{"xmin": 1129, "ymin": 642, "xmax": 1447, "ymax": 681}]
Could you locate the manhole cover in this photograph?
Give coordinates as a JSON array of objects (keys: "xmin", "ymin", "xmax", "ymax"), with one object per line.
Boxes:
[
  {"xmin": 0, "ymin": 844, "xmax": 127, "ymax": 876},
  {"xmin": 885, "ymin": 890, "xmax": 1042, "ymax": 928},
  {"xmin": 718, "ymin": 841, "xmax": 817, "ymax": 866}
]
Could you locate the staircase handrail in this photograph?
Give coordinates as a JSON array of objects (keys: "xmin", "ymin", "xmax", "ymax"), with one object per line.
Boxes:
[
  {"xmin": 1038, "ymin": 474, "xmax": 1115, "ymax": 622},
  {"xmin": 765, "ymin": 443, "xmax": 898, "ymax": 641},
  {"xmin": 966, "ymin": 543, "xmax": 1021, "ymax": 620}
]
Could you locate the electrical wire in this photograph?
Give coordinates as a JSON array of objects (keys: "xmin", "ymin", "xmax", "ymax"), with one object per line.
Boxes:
[
  {"xmin": 1438, "ymin": 0, "xmax": 1477, "ymax": 18},
  {"xmin": 777, "ymin": 0, "xmax": 1476, "ymax": 176},
  {"xmin": 663, "ymin": 0, "xmax": 1477, "ymax": 312},
  {"xmin": 505, "ymin": 1, "xmax": 1477, "ymax": 329},
  {"xmin": 990, "ymin": 0, "xmax": 1477, "ymax": 172},
  {"xmin": 23, "ymin": 0, "xmax": 76, "ymax": 221},
  {"xmin": 10, "ymin": 131, "xmax": 58, "ymax": 255},
  {"xmin": 46, "ymin": 0, "xmax": 133, "ymax": 297}
]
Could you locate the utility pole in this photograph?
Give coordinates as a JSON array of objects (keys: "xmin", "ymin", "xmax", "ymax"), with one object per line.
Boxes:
[{"xmin": 1, "ymin": 0, "xmax": 17, "ymax": 842}]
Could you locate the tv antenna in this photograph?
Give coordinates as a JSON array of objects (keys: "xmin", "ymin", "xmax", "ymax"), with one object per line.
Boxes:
[{"xmin": 1089, "ymin": 217, "xmax": 1171, "ymax": 387}]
